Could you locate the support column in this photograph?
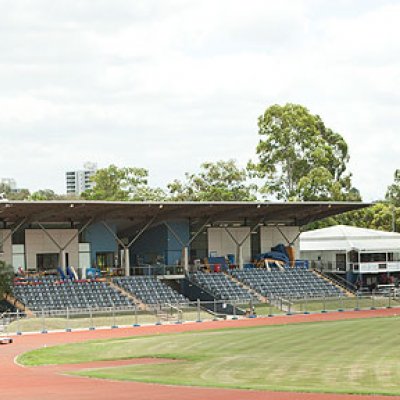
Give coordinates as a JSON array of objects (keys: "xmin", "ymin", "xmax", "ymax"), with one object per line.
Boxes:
[
  {"xmin": 124, "ymin": 247, "xmax": 130, "ymax": 277},
  {"xmin": 102, "ymin": 217, "xmax": 156, "ymax": 275},
  {"xmin": 60, "ymin": 248, "xmax": 67, "ymax": 271},
  {"xmin": 237, "ymin": 244, "xmax": 244, "ymax": 269},
  {"xmin": 223, "ymin": 221, "xmax": 262, "ymax": 269},
  {"xmin": 183, "ymin": 246, "xmax": 189, "ymax": 272}
]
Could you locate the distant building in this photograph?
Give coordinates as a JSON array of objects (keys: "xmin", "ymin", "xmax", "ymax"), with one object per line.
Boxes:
[
  {"xmin": 0, "ymin": 178, "xmax": 26, "ymax": 194},
  {"xmin": 66, "ymin": 162, "xmax": 97, "ymax": 196},
  {"xmin": 1, "ymin": 178, "xmax": 17, "ymax": 192}
]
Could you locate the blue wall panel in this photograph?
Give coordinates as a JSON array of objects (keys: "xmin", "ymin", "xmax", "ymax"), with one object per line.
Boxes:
[
  {"xmin": 130, "ymin": 224, "xmax": 168, "ymax": 264},
  {"xmin": 166, "ymin": 220, "xmax": 190, "ymax": 265},
  {"xmin": 85, "ymin": 223, "xmax": 117, "ymax": 266},
  {"xmin": 130, "ymin": 220, "xmax": 190, "ymax": 265}
]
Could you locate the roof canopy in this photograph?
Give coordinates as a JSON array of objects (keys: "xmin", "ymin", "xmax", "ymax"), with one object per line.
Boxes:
[
  {"xmin": 0, "ymin": 201, "xmax": 369, "ymax": 233},
  {"xmin": 301, "ymin": 225, "xmax": 400, "ymax": 252}
]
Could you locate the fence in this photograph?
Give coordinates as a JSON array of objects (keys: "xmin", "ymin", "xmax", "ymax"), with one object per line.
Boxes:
[{"xmin": 1, "ymin": 293, "xmax": 400, "ymax": 336}]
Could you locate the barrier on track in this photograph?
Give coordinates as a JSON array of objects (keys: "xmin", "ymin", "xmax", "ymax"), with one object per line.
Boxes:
[{"xmin": 1, "ymin": 293, "xmax": 399, "ymax": 335}]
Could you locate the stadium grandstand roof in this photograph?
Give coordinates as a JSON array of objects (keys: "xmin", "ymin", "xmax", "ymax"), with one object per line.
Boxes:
[{"xmin": 0, "ymin": 200, "xmax": 370, "ymax": 230}]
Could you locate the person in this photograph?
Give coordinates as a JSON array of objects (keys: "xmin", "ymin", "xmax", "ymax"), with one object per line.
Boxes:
[{"xmin": 316, "ymin": 256, "xmax": 322, "ymax": 272}]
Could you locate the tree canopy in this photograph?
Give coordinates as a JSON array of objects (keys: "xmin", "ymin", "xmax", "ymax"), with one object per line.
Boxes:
[
  {"xmin": 249, "ymin": 103, "xmax": 358, "ymax": 201},
  {"xmin": 0, "ymin": 261, "xmax": 13, "ymax": 298},
  {"xmin": 30, "ymin": 189, "xmax": 61, "ymax": 201},
  {"xmin": 168, "ymin": 159, "xmax": 257, "ymax": 201},
  {"xmin": 81, "ymin": 164, "xmax": 166, "ymax": 201},
  {"xmin": 0, "ymin": 183, "xmax": 30, "ymax": 200},
  {"xmin": 386, "ymin": 169, "xmax": 400, "ymax": 206}
]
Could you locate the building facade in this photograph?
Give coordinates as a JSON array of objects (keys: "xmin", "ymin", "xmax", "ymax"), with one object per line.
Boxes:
[{"xmin": 65, "ymin": 162, "xmax": 97, "ymax": 196}]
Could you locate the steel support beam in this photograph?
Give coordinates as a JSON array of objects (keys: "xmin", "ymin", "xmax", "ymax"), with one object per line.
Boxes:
[
  {"xmin": 0, "ymin": 217, "xmax": 27, "ymax": 247},
  {"xmin": 223, "ymin": 219, "xmax": 263, "ymax": 269},
  {"xmin": 37, "ymin": 219, "xmax": 93, "ymax": 271},
  {"xmin": 274, "ymin": 224, "xmax": 302, "ymax": 246},
  {"xmin": 102, "ymin": 217, "xmax": 156, "ymax": 276}
]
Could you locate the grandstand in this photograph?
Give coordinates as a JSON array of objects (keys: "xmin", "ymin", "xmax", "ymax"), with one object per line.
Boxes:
[
  {"xmin": 113, "ymin": 276, "xmax": 188, "ymax": 306},
  {"xmin": 230, "ymin": 269, "xmax": 344, "ymax": 299},
  {"xmin": 191, "ymin": 271, "xmax": 255, "ymax": 302},
  {"xmin": 13, "ymin": 277, "xmax": 134, "ymax": 312}
]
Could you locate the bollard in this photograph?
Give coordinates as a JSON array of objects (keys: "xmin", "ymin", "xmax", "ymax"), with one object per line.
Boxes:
[
  {"xmin": 16, "ymin": 309, "xmax": 22, "ymax": 335},
  {"xmin": 41, "ymin": 309, "xmax": 47, "ymax": 334},
  {"xmin": 321, "ymin": 294, "xmax": 327, "ymax": 313},
  {"xmin": 196, "ymin": 299, "xmax": 202, "ymax": 323},
  {"xmin": 371, "ymin": 292, "xmax": 376, "ymax": 310},
  {"xmin": 354, "ymin": 292, "xmax": 360, "ymax": 311},
  {"xmin": 212, "ymin": 299, "xmax": 218, "ymax": 321},
  {"xmin": 89, "ymin": 308, "xmax": 95, "ymax": 330},
  {"xmin": 111, "ymin": 306, "xmax": 118, "ymax": 329},
  {"xmin": 133, "ymin": 304, "xmax": 140, "ymax": 327},
  {"xmin": 65, "ymin": 307, "xmax": 71, "ymax": 332},
  {"xmin": 287, "ymin": 297, "xmax": 292, "ymax": 316},
  {"xmin": 268, "ymin": 300, "xmax": 273, "ymax": 317},
  {"xmin": 232, "ymin": 302, "xmax": 238, "ymax": 320},
  {"xmin": 175, "ymin": 303, "xmax": 182, "ymax": 324},
  {"xmin": 304, "ymin": 295, "xmax": 309, "ymax": 314},
  {"xmin": 388, "ymin": 294, "xmax": 392, "ymax": 309},
  {"xmin": 155, "ymin": 306, "xmax": 162, "ymax": 325},
  {"xmin": 338, "ymin": 295, "xmax": 344, "ymax": 312}
]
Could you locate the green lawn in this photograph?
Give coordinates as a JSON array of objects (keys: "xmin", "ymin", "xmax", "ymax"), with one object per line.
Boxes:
[{"xmin": 19, "ymin": 317, "xmax": 400, "ymax": 395}]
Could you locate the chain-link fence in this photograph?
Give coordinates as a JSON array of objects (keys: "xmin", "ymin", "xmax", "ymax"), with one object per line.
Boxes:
[{"xmin": 1, "ymin": 293, "xmax": 399, "ymax": 336}]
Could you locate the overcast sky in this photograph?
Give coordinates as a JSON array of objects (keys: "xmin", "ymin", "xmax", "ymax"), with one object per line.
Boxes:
[{"xmin": 0, "ymin": 0, "xmax": 399, "ymax": 201}]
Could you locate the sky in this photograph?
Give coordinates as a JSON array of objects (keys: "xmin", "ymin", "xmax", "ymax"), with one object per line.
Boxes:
[{"xmin": 0, "ymin": 0, "xmax": 399, "ymax": 201}]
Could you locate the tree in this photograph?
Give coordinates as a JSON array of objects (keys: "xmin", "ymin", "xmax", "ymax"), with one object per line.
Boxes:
[
  {"xmin": 307, "ymin": 202, "xmax": 400, "ymax": 232},
  {"xmin": 386, "ymin": 169, "xmax": 400, "ymax": 206},
  {"xmin": 249, "ymin": 103, "xmax": 358, "ymax": 201},
  {"xmin": 30, "ymin": 189, "xmax": 60, "ymax": 201},
  {"xmin": 168, "ymin": 159, "xmax": 257, "ymax": 201},
  {"xmin": 0, "ymin": 183, "xmax": 30, "ymax": 200},
  {"xmin": 81, "ymin": 164, "xmax": 166, "ymax": 201},
  {"xmin": 0, "ymin": 261, "xmax": 13, "ymax": 299}
]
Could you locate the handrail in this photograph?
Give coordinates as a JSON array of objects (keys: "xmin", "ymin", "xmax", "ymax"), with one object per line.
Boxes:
[{"xmin": 320, "ymin": 270, "xmax": 357, "ymax": 292}]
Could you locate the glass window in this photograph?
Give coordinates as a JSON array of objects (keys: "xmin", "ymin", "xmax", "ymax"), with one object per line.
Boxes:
[
  {"xmin": 360, "ymin": 253, "xmax": 386, "ymax": 263},
  {"xmin": 392, "ymin": 253, "xmax": 400, "ymax": 262}
]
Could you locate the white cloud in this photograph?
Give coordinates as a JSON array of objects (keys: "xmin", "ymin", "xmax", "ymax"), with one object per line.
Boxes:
[{"xmin": 0, "ymin": 0, "xmax": 398, "ymax": 201}]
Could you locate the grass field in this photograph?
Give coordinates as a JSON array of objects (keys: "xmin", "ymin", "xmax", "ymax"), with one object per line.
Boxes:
[{"xmin": 19, "ymin": 316, "xmax": 400, "ymax": 395}]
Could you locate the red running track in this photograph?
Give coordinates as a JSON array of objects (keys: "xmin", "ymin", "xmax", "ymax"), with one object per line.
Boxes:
[{"xmin": 1, "ymin": 308, "xmax": 400, "ymax": 400}]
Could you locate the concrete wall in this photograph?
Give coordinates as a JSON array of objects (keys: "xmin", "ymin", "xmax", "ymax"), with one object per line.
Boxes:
[
  {"xmin": 0, "ymin": 229, "xmax": 12, "ymax": 267},
  {"xmin": 207, "ymin": 227, "xmax": 251, "ymax": 263},
  {"xmin": 25, "ymin": 229, "xmax": 79, "ymax": 270},
  {"xmin": 260, "ymin": 226, "xmax": 301, "ymax": 256}
]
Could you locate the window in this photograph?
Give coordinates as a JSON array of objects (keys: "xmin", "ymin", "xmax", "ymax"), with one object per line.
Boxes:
[
  {"xmin": 360, "ymin": 253, "xmax": 386, "ymax": 263},
  {"xmin": 388, "ymin": 252, "xmax": 400, "ymax": 262}
]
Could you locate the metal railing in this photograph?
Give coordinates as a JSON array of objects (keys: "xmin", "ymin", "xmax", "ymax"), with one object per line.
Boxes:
[
  {"xmin": 130, "ymin": 265, "xmax": 185, "ymax": 276},
  {"xmin": 1, "ymin": 293, "xmax": 400, "ymax": 336}
]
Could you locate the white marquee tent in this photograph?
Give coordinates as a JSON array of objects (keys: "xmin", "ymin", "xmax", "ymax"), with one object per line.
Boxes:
[{"xmin": 301, "ymin": 225, "xmax": 400, "ymax": 253}]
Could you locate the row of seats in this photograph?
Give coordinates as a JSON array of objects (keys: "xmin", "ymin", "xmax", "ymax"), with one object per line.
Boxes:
[
  {"xmin": 13, "ymin": 279, "xmax": 134, "ymax": 311},
  {"xmin": 230, "ymin": 269, "xmax": 344, "ymax": 299},
  {"xmin": 191, "ymin": 272, "xmax": 254, "ymax": 302},
  {"xmin": 113, "ymin": 276, "xmax": 188, "ymax": 306}
]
